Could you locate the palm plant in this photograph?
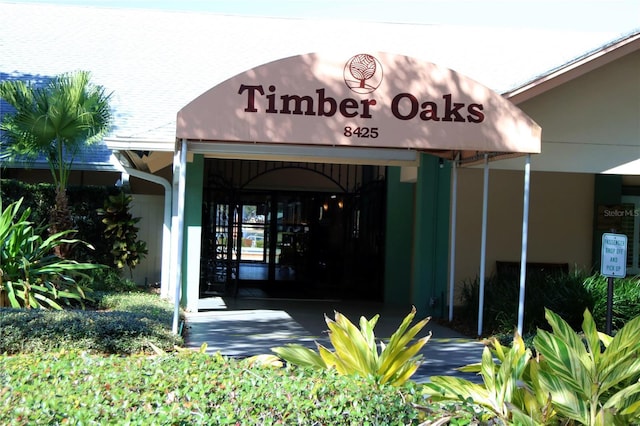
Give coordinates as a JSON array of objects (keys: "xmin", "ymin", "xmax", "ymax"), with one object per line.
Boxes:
[{"xmin": 0, "ymin": 71, "xmax": 112, "ymax": 257}]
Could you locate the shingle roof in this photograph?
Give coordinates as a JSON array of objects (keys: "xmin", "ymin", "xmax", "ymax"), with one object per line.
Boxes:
[{"xmin": 1, "ymin": 2, "xmax": 635, "ymax": 152}]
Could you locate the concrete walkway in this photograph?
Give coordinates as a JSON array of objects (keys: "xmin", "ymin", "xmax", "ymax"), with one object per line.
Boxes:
[{"xmin": 183, "ymin": 296, "xmax": 486, "ymax": 383}]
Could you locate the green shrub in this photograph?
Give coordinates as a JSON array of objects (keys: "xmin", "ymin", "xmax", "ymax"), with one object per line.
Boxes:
[
  {"xmin": 80, "ymin": 267, "xmax": 139, "ymax": 293},
  {"xmin": 461, "ymin": 270, "xmax": 593, "ymax": 335},
  {"xmin": 0, "ymin": 179, "xmax": 120, "ymax": 264},
  {"xmin": 0, "ymin": 179, "xmax": 55, "ymax": 228},
  {"xmin": 99, "ymin": 291, "xmax": 175, "ymax": 325},
  {"xmin": 582, "ymin": 273, "xmax": 640, "ymax": 330},
  {"xmin": 0, "ymin": 351, "xmax": 425, "ymax": 425},
  {"xmin": 0, "ymin": 293, "xmax": 181, "ymax": 354}
]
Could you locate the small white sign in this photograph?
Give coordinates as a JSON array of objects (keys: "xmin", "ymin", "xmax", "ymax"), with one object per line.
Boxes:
[{"xmin": 601, "ymin": 233, "xmax": 627, "ymax": 278}]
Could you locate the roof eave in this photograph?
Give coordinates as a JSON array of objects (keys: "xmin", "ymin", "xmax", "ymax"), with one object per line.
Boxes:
[
  {"xmin": 104, "ymin": 137, "xmax": 175, "ymax": 152},
  {"xmin": 504, "ymin": 30, "xmax": 640, "ymax": 105},
  {"xmin": 2, "ymin": 161, "xmax": 119, "ymax": 172}
]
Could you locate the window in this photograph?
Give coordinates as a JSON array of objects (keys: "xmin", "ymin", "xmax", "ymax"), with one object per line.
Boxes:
[{"xmin": 621, "ymin": 196, "xmax": 640, "ymax": 275}]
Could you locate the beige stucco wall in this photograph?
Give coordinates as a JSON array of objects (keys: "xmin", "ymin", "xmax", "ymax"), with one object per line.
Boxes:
[
  {"xmin": 452, "ymin": 168, "xmax": 594, "ymax": 302},
  {"xmin": 129, "ymin": 194, "xmax": 164, "ymax": 287},
  {"xmin": 492, "ymin": 49, "xmax": 640, "ymax": 175}
]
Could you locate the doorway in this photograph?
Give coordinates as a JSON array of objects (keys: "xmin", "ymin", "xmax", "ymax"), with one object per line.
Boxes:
[{"xmin": 199, "ymin": 159, "xmax": 386, "ymax": 300}]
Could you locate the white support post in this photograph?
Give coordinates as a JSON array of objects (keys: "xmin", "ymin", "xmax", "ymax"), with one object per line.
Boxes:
[
  {"xmin": 478, "ymin": 154, "xmax": 489, "ymax": 337},
  {"xmin": 169, "ymin": 146, "xmax": 180, "ymax": 303},
  {"xmin": 172, "ymin": 139, "xmax": 187, "ymax": 335},
  {"xmin": 448, "ymin": 158, "xmax": 458, "ymax": 322},
  {"xmin": 517, "ymin": 154, "xmax": 531, "ymax": 336}
]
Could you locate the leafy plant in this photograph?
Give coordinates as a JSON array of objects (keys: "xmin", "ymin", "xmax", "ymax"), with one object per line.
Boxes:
[
  {"xmin": 426, "ymin": 309, "xmax": 640, "ymax": 426},
  {"xmin": 98, "ymin": 191, "xmax": 148, "ymax": 276},
  {"xmin": 0, "ymin": 198, "xmax": 102, "ymax": 309},
  {"xmin": 533, "ymin": 308, "xmax": 640, "ymax": 425},
  {"xmin": 426, "ymin": 333, "xmax": 555, "ymax": 426},
  {"xmin": 272, "ymin": 306, "xmax": 431, "ymax": 386}
]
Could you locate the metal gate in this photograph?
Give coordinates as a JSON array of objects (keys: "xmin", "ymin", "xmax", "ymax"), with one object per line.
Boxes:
[{"xmin": 201, "ymin": 199, "xmax": 240, "ymax": 296}]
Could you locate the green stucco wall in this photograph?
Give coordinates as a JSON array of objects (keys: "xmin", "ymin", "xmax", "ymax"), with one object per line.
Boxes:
[
  {"xmin": 412, "ymin": 154, "xmax": 451, "ymax": 317},
  {"xmin": 384, "ymin": 166, "xmax": 415, "ymax": 305},
  {"xmin": 182, "ymin": 154, "xmax": 204, "ymax": 311},
  {"xmin": 384, "ymin": 155, "xmax": 451, "ymax": 317}
]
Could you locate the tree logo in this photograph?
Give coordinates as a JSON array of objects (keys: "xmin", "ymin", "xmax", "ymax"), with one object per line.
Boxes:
[{"xmin": 343, "ymin": 54, "xmax": 383, "ymax": 94}]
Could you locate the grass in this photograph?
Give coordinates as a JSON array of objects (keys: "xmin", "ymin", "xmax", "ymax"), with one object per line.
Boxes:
[
  {"xmin": 0, "ymin": 351, "xmax": 475, "ymax": 425},
  {"xmin": 0, "ymin": 290, "xmax": 487, "ymax": 424},
  {"xmin": 2, "ymin": 270, "xmax": 638, "ymax": 423}
]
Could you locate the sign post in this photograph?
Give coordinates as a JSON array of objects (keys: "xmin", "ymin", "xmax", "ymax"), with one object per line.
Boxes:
[{"xmin": 600, "ymin": 232, "xmax": 627, "ymax": 334}]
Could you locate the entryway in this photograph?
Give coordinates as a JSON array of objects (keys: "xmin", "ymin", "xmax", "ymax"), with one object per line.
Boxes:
[{"xmin": 199, "ymin": 159, "xmax": 386, "ymax": 301}]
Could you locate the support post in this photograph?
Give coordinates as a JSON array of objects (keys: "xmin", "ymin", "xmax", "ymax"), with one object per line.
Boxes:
[
  {"xmin": 172, "ymin": 139, "xmax": 187, "ymax": 335},
  {"xmin": 448, "ymin": 158, "xmax": 458, "ymax": 322},
  {"xmin": 606, "ymin": 276, "xmax": 614, "ymax": 335},
  {"xmin": 478, "ymin": 154, "xmax": 489, "ymax": 337},
  {"xmin": 517, "ymin": 154, "xmax": 531, "ymax": 336}
]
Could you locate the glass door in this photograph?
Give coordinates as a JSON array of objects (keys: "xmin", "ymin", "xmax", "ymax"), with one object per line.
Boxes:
[
  {"xmin": 237, "ymin": 197, "xmax": 272, "ymax": 281},
  {"xmin": 240, "ymin": 203, "xmax": 268, "ymax": 262},
  {"xmin": 275, "ymin": 197, "xmax": 311, "ymax": 281}
]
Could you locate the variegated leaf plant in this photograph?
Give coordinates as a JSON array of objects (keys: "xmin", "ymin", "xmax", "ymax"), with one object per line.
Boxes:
[
  {"xmin": 533, "ymin": 308, "xmax": 640, "ymax": 426},
  {"xmin": 426, "ymin": 332, "xmax": 555, "ymax": 426},
  {"xmin": 272, "ymin": 306, "xmax": 431, "ymax": 386}
]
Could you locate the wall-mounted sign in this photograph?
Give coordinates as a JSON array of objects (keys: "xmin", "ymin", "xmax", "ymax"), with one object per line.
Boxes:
[{"xmin": 600, "ymin": 232, "xmax": 627, "ymax": 278}]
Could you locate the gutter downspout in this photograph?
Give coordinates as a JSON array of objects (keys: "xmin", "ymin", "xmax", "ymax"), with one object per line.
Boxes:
[{"xmin": 122, "ymin": 167, "xmax": 172, "ymax": 299}]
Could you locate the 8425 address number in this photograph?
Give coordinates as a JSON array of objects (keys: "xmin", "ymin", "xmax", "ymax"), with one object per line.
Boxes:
[{"xmin": 344, "ymin": 127, "xmax": 379, "ymax": 138}]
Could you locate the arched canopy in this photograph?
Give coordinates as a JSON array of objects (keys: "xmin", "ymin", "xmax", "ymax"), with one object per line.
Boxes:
[{"xmin": 177, "ymin": 52, "xmax": 541, "ymax": 165}]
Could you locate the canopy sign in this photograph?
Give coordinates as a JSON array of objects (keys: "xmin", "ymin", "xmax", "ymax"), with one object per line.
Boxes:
[{"xmin": 177, "ymin": 52, "xmax": 541, "ymax": 164}]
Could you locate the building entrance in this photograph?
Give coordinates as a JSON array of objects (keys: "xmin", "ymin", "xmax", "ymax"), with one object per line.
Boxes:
[{"xmin": 199, "ymin": 159, "xmax": 386, "ymax": 300}]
